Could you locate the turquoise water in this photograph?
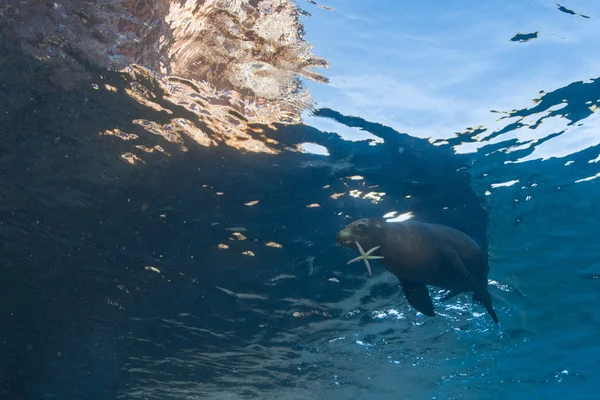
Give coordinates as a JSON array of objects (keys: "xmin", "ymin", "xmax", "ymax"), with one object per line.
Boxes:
[{"xmin": 1, "ymin": 1, "xmax": 599, "ymax": 399}]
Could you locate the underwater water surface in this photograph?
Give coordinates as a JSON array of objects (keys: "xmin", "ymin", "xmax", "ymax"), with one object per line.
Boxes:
[{"xmin": 0, "ymin": 1, "xmax": 599, "ymax": 399}]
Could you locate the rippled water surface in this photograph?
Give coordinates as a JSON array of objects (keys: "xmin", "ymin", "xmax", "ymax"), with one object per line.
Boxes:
[{"xmin": 1, "ymin": 1, "xmax": 599, "ymax": 399}]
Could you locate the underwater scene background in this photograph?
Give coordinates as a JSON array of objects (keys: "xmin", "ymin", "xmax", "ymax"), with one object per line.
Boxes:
[{"xmin": 0, "ymin": 1, "xmax": 599, "ymax": 399}]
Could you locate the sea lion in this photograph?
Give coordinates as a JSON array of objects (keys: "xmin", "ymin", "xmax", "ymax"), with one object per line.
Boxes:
[{"xmin": 336, "ymin": 218, "xmax": 499, "ymax": 324}]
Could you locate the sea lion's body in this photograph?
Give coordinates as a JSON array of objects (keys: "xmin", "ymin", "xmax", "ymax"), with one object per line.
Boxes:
[{"xmin": 336, "ymin": 218, "xmax": 498, "ymax": 323}]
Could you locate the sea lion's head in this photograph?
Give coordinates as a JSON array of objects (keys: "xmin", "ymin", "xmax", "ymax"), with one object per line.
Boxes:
[{"xmin": 336, "ymin": 217, "xmax": 388, "ymax": 250}]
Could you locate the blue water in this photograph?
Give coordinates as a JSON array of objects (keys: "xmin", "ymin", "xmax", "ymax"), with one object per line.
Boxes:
[{"xmin": 1, "ymin": 1, "xmax": 600, "ymax": 399}]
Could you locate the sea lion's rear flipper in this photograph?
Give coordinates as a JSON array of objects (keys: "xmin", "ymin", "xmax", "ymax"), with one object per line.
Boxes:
[
  {"xmin": 473, "ymin": 291, "xmax": 499, "ymax": 324},
  {"xmin": 400, "ymin": 280, "xmax": 435, "ymax": 317},
  {"xmin": 442, "ymin": 248, "xmax": 499, "ymax": 324},
  {"xmin": 440, "ymin": 290, "xmax": 462, "ymax": 302}
]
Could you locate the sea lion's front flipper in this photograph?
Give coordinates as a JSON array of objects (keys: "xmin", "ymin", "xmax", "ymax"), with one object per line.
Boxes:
[
  {"xmin": 400, "ymin": 280, "xmax": 435, "ymax": 317},
  {"xmin": 442, "ymin": 248, "xmax": 499, "ymax": 324}
]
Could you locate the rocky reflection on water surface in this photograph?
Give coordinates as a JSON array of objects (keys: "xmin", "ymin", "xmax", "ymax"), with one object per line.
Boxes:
[{"xmin": 0, "ymin": 0, "xmax": 329, "ymax": 157}]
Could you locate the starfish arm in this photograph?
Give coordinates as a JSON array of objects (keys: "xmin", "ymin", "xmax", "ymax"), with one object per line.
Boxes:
[
  {"xmin": 368, "ymin": 256, "xmax": 384, "ymax": 260},
  {"xmin": 364, "ymin": 259, "xmax": 372, "ymax": 276},
  {"xmin": 347, "ymin": 256, "xmax": 362, "ymax": 264},
  {"xmin": 355, "ymin": 242, "xmax": 366, "ymax": 255},
  {"xmin": 365, "ymin": 246, "xmax": 381, "ymax": 256}
]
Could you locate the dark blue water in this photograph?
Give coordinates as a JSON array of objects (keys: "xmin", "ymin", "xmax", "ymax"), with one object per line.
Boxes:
[{"xmin": 1, "ymin": 1, "xmax": 599, "ymax": 399}]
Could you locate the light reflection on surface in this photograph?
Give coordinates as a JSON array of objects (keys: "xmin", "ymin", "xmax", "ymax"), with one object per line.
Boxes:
[
  {"xmin": 2, "ymin": 0, "xmax": 330, "ymax": 158},
  {"xmin": 301, "ymin": 0, "xmax": 600, "ymax": 168},
  {"xmin": 385, "ymin": 211, "xmax": 413, "ymax": 223}
]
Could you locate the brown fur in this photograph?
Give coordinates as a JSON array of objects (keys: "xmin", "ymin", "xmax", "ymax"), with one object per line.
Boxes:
[{"xmin": 336, "ymin": 218, "xmax": 499, "ymax": 323}]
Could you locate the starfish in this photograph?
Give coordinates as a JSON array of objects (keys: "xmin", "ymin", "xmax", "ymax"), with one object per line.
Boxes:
[{"xmin": 347, "ymin": 241, "xmax": 384, "ymax": 276}]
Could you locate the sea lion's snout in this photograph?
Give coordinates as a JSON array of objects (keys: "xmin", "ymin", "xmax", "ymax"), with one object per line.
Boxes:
[
  {"xmin": 336, "ymin": 219, "xmax": 375, "ymax": 248},
  {"xmin": 336, "ymin": 228, "xmax": 354, "ymax": 246}
]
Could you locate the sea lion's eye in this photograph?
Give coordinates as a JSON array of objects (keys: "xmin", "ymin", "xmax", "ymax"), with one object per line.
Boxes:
[{"xmin": 356, "ymin": 222, "xmax": 368, "ymax": 231}]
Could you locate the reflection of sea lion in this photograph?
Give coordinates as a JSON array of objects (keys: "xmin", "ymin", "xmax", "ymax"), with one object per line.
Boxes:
[{"xmin": 336, "ymin": 218, "xmax": 499, "ymax": 324}]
